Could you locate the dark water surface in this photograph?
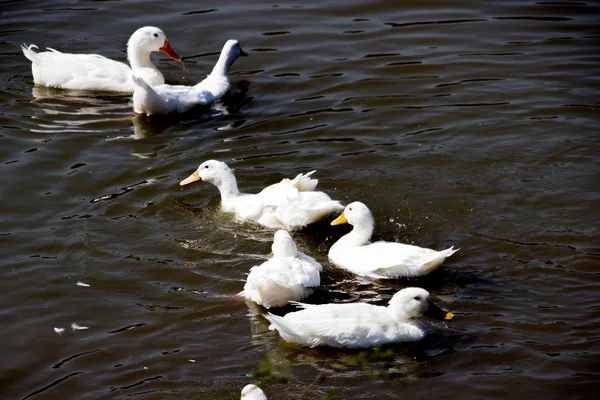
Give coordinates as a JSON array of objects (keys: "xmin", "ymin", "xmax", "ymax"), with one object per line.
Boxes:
[{"xmin": 1, "ymin": 0, "xmax": 599, "ymax": 399}]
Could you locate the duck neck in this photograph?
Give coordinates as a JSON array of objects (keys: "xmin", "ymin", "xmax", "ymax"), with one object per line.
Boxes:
[
  {"xmin": 210, "ymin": 50, "xmax": 236, "ymax": 77},
  {"xmin": 128, "ymin": 46, "xmax": 157, "ymax": 74},
  {"xmin": 215, "ymin": 172, "xmax": 241, "ymax": 205},
  {"xmin": 335, "ymin": 219, "xmax": 374, "ymax": 249}
]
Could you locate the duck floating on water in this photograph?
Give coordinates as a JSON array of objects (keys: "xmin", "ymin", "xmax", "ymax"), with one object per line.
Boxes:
[
  {"xmin": 179, "ymin": 160, "xmax": 343, "ymax": 230},
  {"xmin": 21, "ymin": 26, "xmax": 181, "ymax": 92},
  {"xmin": 329, "ymin": 201, "xmax": 458, "ymax": 278},
  {"xmin": 133, "ymin": 40, "xmax": 247, "ymax": 115},
  {"xmin": 265, "ymin": 287, "xmax": 454, "ymax": 348},
  {"xmin": 241, "ymin": 230, "xmax": 322, "ymax": 308}
]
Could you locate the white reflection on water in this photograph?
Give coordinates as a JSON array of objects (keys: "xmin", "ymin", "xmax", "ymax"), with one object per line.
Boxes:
[
  {"xmin": 27, "ymin": 82, "xmax": 249, "ymax": 139},
  {"xmin": 29, "ymin": 86, "xmax": 132, "ymax": 133}
]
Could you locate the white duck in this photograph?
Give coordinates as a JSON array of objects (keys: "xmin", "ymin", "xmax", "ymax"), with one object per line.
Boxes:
[
  {"xmin": 241, "ymin": 384, "xmax": 267, "ymax": 400},
  {"xmin": 329, "ymin": 201, "xmax": 458, "ymax": 279},
  {"xmin": 132, "ymin": 40, "xmax": 247, "ymax": 115},
  {"xmin": 240, "ymin": 230, "xmax": 322, "ymax": 308},
  {"xmin": 21, "ymin": 26, "xmax": 181, "ymax": 92},
  {"xmin": 265, "ymin": 287, "xmax": 454, "ymax": 348},
  {"xmin": 179, "ymin": 160, "xmax": 343, "ymax": 230}
]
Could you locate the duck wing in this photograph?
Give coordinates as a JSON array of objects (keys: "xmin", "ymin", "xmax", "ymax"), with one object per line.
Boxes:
[{"xmin": 256, "ymin": 170, "xmax": 318, "ymax": 199}]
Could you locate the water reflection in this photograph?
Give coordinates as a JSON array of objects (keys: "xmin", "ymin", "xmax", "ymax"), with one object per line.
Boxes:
[
  {"xmin": 27, "ymin": 80, "xmax": 251, "ymax": 138},
  {"xmin": 249, "ymin": 331, "xmax": 458, "ymax": 392},
  {"xmin": 29, "ymin": 86, "xmax": 131, "ymax": 133}
]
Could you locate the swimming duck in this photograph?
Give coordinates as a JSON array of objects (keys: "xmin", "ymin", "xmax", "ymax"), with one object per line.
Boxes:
[
  {"xmin": 132, "ymin": 40, "xmax": 247, "ymax": 115},
  {"xmin": 265, "ymin": 287, "xmax": 454, "ymax": 348},
  {"xmin": 241, "ymin": 384, "xmax": 267, "ymax": 400},
  {"xmin": 21, "ymin": 26, "xmax": 181, "ymax": 92},
  {"xmin": 179, "ymin": 160, "xmax": 343, "ymax": 230},
  {"xmin": 241, "ymin": 230, "xmax": 322, "ymax": 308},
  {"xmin": 329, "ymin": 201, "xmax": 458, "ymax": 278}
]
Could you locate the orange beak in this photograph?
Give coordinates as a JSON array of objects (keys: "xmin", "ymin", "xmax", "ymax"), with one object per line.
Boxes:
[
  {"xmin": 180, "ymin": 170, "xmax": 200, "ymax": 186},
  {"xmin": 159, "ymin": 40, "xmax": 182, "ymax": 62},
  {"xmin": 330, "ymin": 212, "xmax": 348, "ymax": 226}
]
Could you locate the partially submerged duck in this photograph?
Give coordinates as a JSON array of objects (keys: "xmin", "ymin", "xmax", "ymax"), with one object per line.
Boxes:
[{"xmin": 133, "ymin": 40, "xmax": 247, "ymax": 115}]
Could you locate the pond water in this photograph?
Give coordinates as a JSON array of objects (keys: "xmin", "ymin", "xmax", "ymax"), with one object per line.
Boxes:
[{"xmin": 1, "ymin": 0, "xmax": 599, "ymax": 399}]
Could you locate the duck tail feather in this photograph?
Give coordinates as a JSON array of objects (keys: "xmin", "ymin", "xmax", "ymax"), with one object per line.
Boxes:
[
  {"xmin": 293, "ymin": 170, "xmax": 318, "ymax": 191},
  {"xmin": 21, "ymin": 43, "xmax": 39, "ymax": 62}
]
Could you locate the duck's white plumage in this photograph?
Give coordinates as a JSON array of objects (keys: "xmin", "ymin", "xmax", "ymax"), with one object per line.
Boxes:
[
  {"xmin": 179, "ymin": 160, "xmax": 343, "ymax": 230},
  {"xmin": 329, "ymin": 201, "xmax": 458, "ymax": 278},
  {"xmin": 241, "ymin": 384, "xmax": 267, "ymax": 400},
  {"xmin": 133, "ymin": 40, "xmax": 247, "ymax": 115},
  {"xmin": 21, "ymin": 26, "xmax": 181, "ymax": 92},
  {"xmin": 241, "ymin": 230, "xmax": 322, "ymax": 308},
  {"xmin": 265, "ymin": 287, "xmax": 454, "ymax": 348}
]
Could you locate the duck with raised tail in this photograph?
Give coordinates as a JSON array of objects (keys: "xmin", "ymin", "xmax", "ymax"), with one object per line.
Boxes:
[
  {"xmin": 241, "ymin": 230, "xmax": 322, "ymax": 308},
  {"xmin": 329, "ymin": 201, "xmax": 458, "ymax": 278},
  {"xmin": 21, "ymin": 26, "xmax": 181, "ymax": 92},
  {"xmin": 265, "ymin": 287, "xmax": 454, "ymax": 348},
  {"xmin": 133, "ymin": 40, "xmax": 247, "ymax": 115},
  {"xmin": 179, "ymin": 160, "xmax": 343, "ymax": 230}
]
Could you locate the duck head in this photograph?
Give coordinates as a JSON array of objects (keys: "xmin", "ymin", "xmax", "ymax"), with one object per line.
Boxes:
[
  {"xmin": 180, "ymin": 159, "xmax": 233, "ymax": 186},
  {"xmin": 128, "ymin": 26, "xmax": 181, "ymax": 62},
  {"xmin": 331, "ymin": 201, "xmax": 373, "ymax": 227},
  {"xmin": 211, "ymin": 39, "xmax": 248, "ymax": 76},
  {"xmin": 388, "ymin": 287, "xmax": 454, "ymax": 322},
  {"xmin": 222, "ymin": 39, "xmax": 248, "ymax": 59},
  {"xmin": 241, "ymin": 384, "xmax": 267, "ymax": 400},
  {"xmin": 271, "ymin": 230, "xmax": 298, "ymax": 257}
]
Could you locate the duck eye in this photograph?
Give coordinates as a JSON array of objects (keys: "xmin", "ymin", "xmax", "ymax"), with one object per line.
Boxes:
[
  {"xmin": 204, "ymin": 165, "xmax": 209, "ymax": 169},
  {"xmin": 414, "ymin": 296, "xmax": 421, "ymax": 301},
  {"xmin": 153, "ymin": 33, "xmax": 159, "ymax": 38},
  {"xmin": 348, "ymin": 207, "xmax": 352, "ymax": 211}
]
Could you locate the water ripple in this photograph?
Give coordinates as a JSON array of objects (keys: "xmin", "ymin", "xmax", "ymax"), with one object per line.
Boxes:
[{"xmin": 384, "ymin": 19, "xmax": 487, "ymax": 28}]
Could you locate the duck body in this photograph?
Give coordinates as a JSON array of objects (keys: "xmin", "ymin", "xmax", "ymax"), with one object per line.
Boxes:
[
  {"xmin": 329, "ymin": 202, "xmax": 458, "ymax": 278},
  {"xmin": 241, "ymin": 230, "xmax": 322, "ymax": 308},
  {"xmin": 22, "ymin": 26, "xmax": 180, "ymax": 92},
  {"xmin": 180, "ymin": 160, "xmax": 343, "ymax": 230},
  {"xmin": 265, "ymin": 287, "xmax": 454, "ymax": 348},
  {"xmin": 133, "ymin": 40, "xmax": 247, "ymax": 115}
]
